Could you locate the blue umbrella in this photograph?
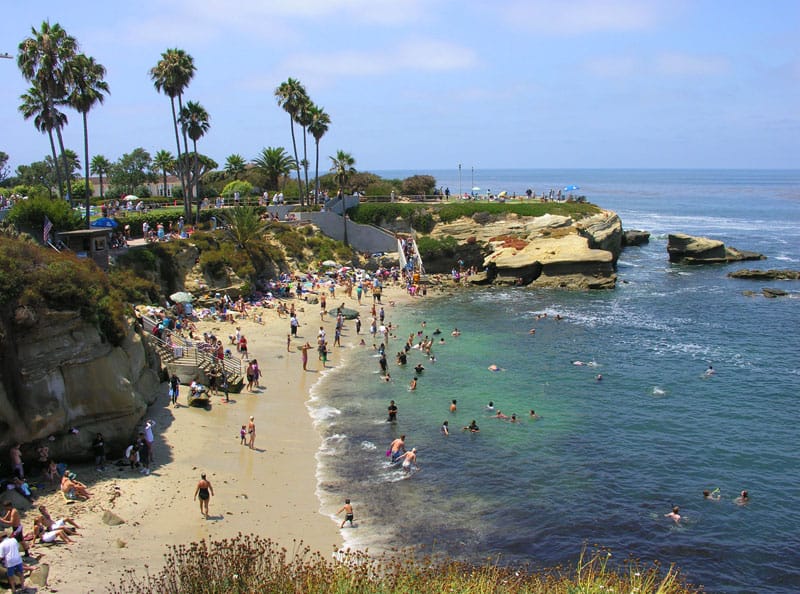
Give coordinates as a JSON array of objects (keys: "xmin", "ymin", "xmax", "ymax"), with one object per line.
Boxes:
[
  {"xmin": 91, "ymin": 217, "xmax": 119, "ymax": 228},
  {"xmin": 563, "ymin": 185, "xmax": 580, "ymax": 192}
]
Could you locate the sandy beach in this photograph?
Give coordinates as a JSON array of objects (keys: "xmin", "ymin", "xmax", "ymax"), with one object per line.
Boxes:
[{"xmin": 22, "ymin": 281, "xmax": 411, "ymax": 592}]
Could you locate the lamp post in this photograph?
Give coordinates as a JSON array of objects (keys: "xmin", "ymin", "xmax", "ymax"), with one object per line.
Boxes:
[
  {"xmin": 458, "ymin": 163, "xmax": 462, "ymax": 198},
  {"xmin": 471, "ymin": 166, "xmax": 474, "ymax": 195}
]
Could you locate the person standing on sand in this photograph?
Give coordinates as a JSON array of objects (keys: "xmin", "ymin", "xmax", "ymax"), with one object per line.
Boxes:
[
  {"xmin": 301, "ymin": 342, "xmax": 312, "ymax": 371},
  {"xmin": 194, "ymin": 473, "xmax": 214, "ymax": 518},
  {"xmin": 247, "ymin": 416, "xmax": 256, "ymax": 449},
  {"xmin": 9, "ymin": 445, "xmax": 23, "ymax": 480},
  {"xmin": 0, "ymin": 529, "xmax": 27, "ymax": 593}
]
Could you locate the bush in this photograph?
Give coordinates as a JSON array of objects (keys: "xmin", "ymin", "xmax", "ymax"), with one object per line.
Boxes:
[
  {"xmin": 6, "ymin": 196, "xmax": 84, "ymax": 237},
  {"xmin": 437, "ymin": 202, "xmax": 600, "ymax": 223},
  {"xmin": 402, "ymin": 174, "xmax": 436, "ymax": 196},
  {"xmin": 221, "ymin": 180, "xmax": 254, "ymax": 198},
  {"xmin": 199, "ymin": 250, "xmax": 228, "ymax": 278}
]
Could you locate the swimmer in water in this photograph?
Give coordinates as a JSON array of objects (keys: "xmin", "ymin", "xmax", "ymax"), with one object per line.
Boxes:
[
  {"xmin": 529, "ymin": 328, "xmax": 536, "ymax": 334},
  {"xmin": 596, "ymin": 374, "xmax": 603, "ymax": 381},
  {"xmin": 449, "ymin": 399, "xmax": 457, "ymax": 413},
  {"xmin": 573, "ymin": 361, "xmax": 585, "ymax": 366},
  {"xmin": 451, "ymin": 328, "xmax": 461, "ymax": 336},
  {"xmin": 486, "ymin": 401, "xmax": 495, "ymax": 411},
  {"xmin": 665, "ymin": 506, "xmax": 681, "ymax": 524},
  {"xmin": 463, "ymin": 420, "xmax": 480, "ymax": 433},
  {"xmin": 409, "ymin": 377, "xmax": 417, "ymax": 391},
  {"xmin": 414, "ymin": 363, "xmax": 425, "ymax": 374},
  {"xmin": 488, "ymin": 364, "xmax": 501, "ymax": 372},
  {"xmin": 703, "ymin": 489, "xmax": 721, "ymax": 501},
  {"xmin": 704, "ymin": 365, "xmax": 715, "ymax": 377},
  {"xmin": 529, "ymin": 410, "xmax": 540, "ymax": 419},
  {"xmin": 735, "ymin": 490, "xmax": 749, "ymax": 506},
  {"xmin": 492, "ymin": 411, "xmax": 509, "ymax": 419},
  {"xmin": 509, "ymin": 413, "xmax": 519, "ymax": 422},
  {"xmin": 440, "ymin": 420, "xmax": 449, "ymax": 436}
]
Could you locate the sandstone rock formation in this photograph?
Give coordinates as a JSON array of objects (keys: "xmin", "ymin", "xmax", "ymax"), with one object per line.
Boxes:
[
  {"xmin": 622, "ymin": 230, "xmax": 651, "ymax": 247},
  {"xmin": 728, "ymin": 269, "xmax": 800, "ymax": 280},
  {"xmin": 0, "ymin": 309, "xmax": 161, "ymax": 461},
  {"xmin": 667, "ymin": 233, "xmax": 765, "ymax": 264}
]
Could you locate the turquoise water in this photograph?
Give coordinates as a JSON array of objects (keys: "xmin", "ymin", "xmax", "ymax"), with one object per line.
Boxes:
[{"xmin": 311, "ymin": 170, "xmax": 800, "ymax": 593}]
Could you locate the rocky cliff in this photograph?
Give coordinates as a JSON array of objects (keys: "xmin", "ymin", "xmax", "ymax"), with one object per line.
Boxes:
[
  {"xmin": 431, "ymin": 209, "xmax": 622, "ymax": 290},
  {"xmin": 0, "ymin": 308, "xmax": 161, "ymax": 461}
]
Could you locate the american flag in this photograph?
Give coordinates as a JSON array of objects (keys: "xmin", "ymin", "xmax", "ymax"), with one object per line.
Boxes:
[{"xmin": 43, "ymin": 216, "xmax": 53, "ymax": 243}]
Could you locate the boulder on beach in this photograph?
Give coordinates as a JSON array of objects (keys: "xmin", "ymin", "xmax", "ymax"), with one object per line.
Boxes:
[{"xmin": 667, "ymin": 233, "xmax": 765, "ymax": 264}]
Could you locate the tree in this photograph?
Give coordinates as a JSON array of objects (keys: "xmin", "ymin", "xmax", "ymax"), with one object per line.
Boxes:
[
  {"xmin": 150, "ymin": 48, "xmax": 196, "ymax": 219},
  {"xmin": 16, "ymin": 160, "xmax": 56, "ymax": 197},
  {"xmin": 152, "ymin": 150, "xmax": 175, "ymax": 199},
  {"xmin": 251, "ymin": 147, "xmax": 296, "ymax": 193},
  {"xmin": 17, "ymin": 21, "xmax": 78, "ymax": 204},
  {"xmin": 18, "ymin": 85, "xmax": 66, "ymax": 198},
  {"xmin": 307, "ymin": 104, "xmax": 330, "ymax": 204},
  {"xmin": 402, "ymin": 174, "xmax": 437, "ymax": 196},
  {"xmin": 0, "ymin": 151, "xmax": 9, "ymax": 185},
  {"xmin": 224, "ymin": 154, "xmax": 246, "ymax": 180},
  {"xmin": 110, "ymin": 148, "xmax": 153, "ymax": 195},
  {"xmin": 275, "ymin": 78, "xmax": 308, "ymax": 205},
  {"xmin": 296, "ymin": 97, "xmax": 313, "ymax": 202},
  {"xmin": 222, "ymin": 206, "xmax": 268, "ymax": 261},
  {"xmin": 90, "ymin": 154, "xmax": 111, "ymax": 199},
  {"xmin": 329, "ymin": 150, "xmax": 356, "ymax": 245},
  {"xmin": 178, "ymin": 100, "xmax": 210, "ymax": 222},
  {"xmin": 67, "ymin": 53, "xmax": 109, "ymax": 226}
]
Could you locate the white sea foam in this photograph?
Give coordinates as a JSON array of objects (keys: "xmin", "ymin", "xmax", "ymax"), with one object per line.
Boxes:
[
  {"xmin": 360, "ymin": 441, "xmax": 377, "ymax": 451},
  {"xmin": 309, "ymin": 405, "xmax": 341, "ymax": 422}
]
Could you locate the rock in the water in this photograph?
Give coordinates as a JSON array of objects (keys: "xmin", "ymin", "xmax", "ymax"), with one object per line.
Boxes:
[
  {"xmin": 762, "ymin": 287, "xmax": 788, "ymax": 298},
  {"xmin": 467, "ymin": 271, "xmax": 492, "ymax": 285},
  {"xmin": 622, "ymin": 230, "xmax": 650, "ymax": 247},
  {"xmin": 667, "ymin": 233, "xmax": 765, "ymax": 264},
  {"xmin": 729, "ymin": 269, "xmax": 800, "ymax": 280},
  {"xmin": 102, "ymin": 510, "xmax": 126, "ymax": 526}
]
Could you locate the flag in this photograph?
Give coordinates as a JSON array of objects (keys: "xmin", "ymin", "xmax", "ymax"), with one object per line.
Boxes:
[{"xmin": 43, "ymin": 216, "xmax": 53, "ymax": 243}]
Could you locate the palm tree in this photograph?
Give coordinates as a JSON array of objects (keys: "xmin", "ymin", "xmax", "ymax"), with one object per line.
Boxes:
[
  {"xmin": 307, "ymin": 104, "xmax": 331, "ymax": 204},
  {"xmin": 90, "ymin": 154, "xmax": 111, "ymax": 199},
  {"xmin": 150, "ymin": 48, "xmax": 196, "ymax": 218},
  {"xmin": 178, "ymin": 100, "xmax": 210, "ymax": 222},
  {"xmin": 152, "ymin": 150, "xmax": 175, "ymax": 199},
  {"xmin": 251, "ymin": 147, "xmax": 296, "ymax": 193},
  {"xmin": 225, "ymin": 154, "xmax": 246, "ymax": 180},
  {"xmin": 222, "ymin": 206, "xmax": 269, "ymax": 254},
  {"xmin": 329, "ymin": 150, "xmax": 356, "ymax": 246},
  {"xmin": 67, "ymin": 53, "xmax": 109, "ymax": 226},
  {"xmin": 17, "ymin": 21, "xmax": 77, "ymax": 204},
  {"xmin": 274, "ymin": 78, "xmax": 308, "ymax": 205},
  {"xmin": 19, "ymin": 85, "xmax": 66, "ymax": 198}
]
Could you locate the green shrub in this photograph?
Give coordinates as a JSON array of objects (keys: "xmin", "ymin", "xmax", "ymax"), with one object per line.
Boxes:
[
  {"xmin": 416, "ymin": 235, "xmax": 459, "ymax": 260},
  {"xmin": 402, "ymin": 174, "xmax": 436, "ymax": 195},
  {"xmin": 437, "ymin": 202, "xmax": 600, "ymax": 223},
  {"xmin": 6, "ymin": 196, "xmax": 83, "ymax": 236},
  {"xmin": 199, "ymin": 250, "xmax": 228, "ymax": 278},
  {"xmin": 221, "ymin": 180, "xmax": 254, "ymax": 198}
]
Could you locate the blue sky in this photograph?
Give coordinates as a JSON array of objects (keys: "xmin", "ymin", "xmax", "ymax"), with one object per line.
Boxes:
[{"xmin": 2, "ymin": 0, "xmax": 799, "ymax": 175}]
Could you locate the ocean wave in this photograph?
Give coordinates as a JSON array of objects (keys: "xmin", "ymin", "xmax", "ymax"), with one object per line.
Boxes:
[{"xmin": 309, "ymin": 405, "xmax": 342, "ymax": 422}]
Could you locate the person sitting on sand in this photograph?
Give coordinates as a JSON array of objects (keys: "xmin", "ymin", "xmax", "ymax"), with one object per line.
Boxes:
[
  {"xmin": 665, "ymin": 506, "xmax": 681, "ymax": 524},
  {"xmin": 61, "ymin": 474, "xmax": 91, "ymax": 500},
  {"xmin": 32, "ymin": 517, "xmax": 74, "ymax": 545}
]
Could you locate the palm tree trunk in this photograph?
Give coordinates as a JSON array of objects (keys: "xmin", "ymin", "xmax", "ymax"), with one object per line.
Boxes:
[
  {"xmin": 289, "ymin": 115, "xmax": 303, "ymax": 206},
  {"xmin": 83, "ymin": 112, "xmax": 91, "ymax": 228},
  {"xmin": 314, "ymin": 139, "xmax": 320, "ymax": 205},
  {"xmin": 302, "ymin": 124, "xmax": 310, "ymax": 204},
  {"xmin": 54, "ymin": 125, "xmax": 73, "ymax": 206},
  {"xmin": 177, "ymin": 95, "xmax": 193, "ymax": 208},
  {"xmin": 47, "ymin": 129, "xmax": 64, "ymax": 200},
  {"xmin": 170, "ymin": 97, "xmax": 190, "ymax": 220},
  {"xmin": 193, "ymin": 140, "xmax": 200, "ymax": 224},
  {"xmin": 99, "ymin": 173, "xmax": 104, "ymax": 199},
  {"xmin": 162, "ymin": 169, "xmax": 168, "ymax": 199}
]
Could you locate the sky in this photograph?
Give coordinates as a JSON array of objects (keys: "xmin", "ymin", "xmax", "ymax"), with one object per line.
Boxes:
[{"xmin": 2, "ymin": 0, "xmax": 799, "ymax": 176}]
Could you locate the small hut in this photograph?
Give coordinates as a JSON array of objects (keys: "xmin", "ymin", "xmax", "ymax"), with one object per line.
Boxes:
[{"xmin": 57, "ymin": 228, "xmax": 110, "ymax": 270}]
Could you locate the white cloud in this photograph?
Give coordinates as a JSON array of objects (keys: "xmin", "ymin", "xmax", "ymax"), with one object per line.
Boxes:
[
  {"xmin": 583, "ymin": 56, "xmax": 638, "ymax": 78},
  {"xmin": 582, "ymin": 52, "xmax": 729, "ymax": 80},
  {"xmin": 276, "ymin": 38, "xmax": 478, "ymax": 85},
  {"xmin": 503, "ymin": 0, "xmax": 674, "ymax": 35}
]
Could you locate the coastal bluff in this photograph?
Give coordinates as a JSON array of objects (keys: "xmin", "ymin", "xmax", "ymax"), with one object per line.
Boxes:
[
  {"xmin": 0, "ymin": 308, "xmax": 161, "ymax": 460},
  {"xmin": 430, "ymin": 209, "xmax": 622, "ymax": 290}
]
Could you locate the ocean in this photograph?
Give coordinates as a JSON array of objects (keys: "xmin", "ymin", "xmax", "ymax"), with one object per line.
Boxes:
[{"xmin": 309, "ymin": 170, "xmax": 800, "ymax": 593}]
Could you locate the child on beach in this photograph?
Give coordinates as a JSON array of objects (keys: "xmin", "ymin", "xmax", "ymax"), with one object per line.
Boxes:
[
  {"xmin": 240, "ymin": 425, "xmax": 247, "ymax": 445},
  {"xmin": 338, "ymin": 499, "xmax": 354, "ymax": 528}
]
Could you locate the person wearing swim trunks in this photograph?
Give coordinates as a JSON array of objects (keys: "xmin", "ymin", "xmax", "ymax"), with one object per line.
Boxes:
[
  {"xmin": 400, "ymin": 448, "xmax": 417, "ymax": 472},
  {"xmin": 389, "ymin": 435, "xmax": 406, "ymax": 462},
  {"xmin": 338, "ymin": 499, "xmax": 354, "ymax": 528},
  {"xmin": 194, "ymin": 473, "xmax": 214, "ymax": 518}
]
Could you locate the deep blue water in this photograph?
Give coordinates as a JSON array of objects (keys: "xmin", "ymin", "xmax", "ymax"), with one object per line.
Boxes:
[{"xmin": 311, "ymin": 170, "xmax": 800, "ymax": 593}]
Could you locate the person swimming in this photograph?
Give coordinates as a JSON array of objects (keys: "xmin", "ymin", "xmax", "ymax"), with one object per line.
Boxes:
[
  {"xmin": 486, "ymin": 401, "xmax": 495, "ymax": 411},
  {"xmin": 665, "ymin": 505, "xmax": 681, "ymax": 524}
]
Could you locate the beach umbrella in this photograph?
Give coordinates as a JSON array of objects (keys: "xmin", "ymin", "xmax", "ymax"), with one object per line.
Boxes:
[
  {"xmin": 564, "ymin": 185, "xmax": 580, "ymax": 192},
  {"xmin": 498, "ymin": 191, "xmax": 508, "ymax": 197},
  {"xmin": 91, "ymin": 217, "xmax": 119, "ymax": 228},
  {"xmin": 124, "ymin": 194, "xmax": 139, "ymax": 202},
  {"xmin": 322, "ymin": 260, "xmax": 338, "ymax": 267},
  {"xmin": 169, "ymin": 291, "xmax": 194, "ymax": 303},
  {"xmin": 472, "ymin": 187, "xmax": 481, "ymax": 192}
]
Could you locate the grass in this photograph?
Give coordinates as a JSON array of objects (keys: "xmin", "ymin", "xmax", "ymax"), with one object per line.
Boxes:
[{"xmin": 108, "ymin": 536, "xmax": 700, "ymax": 594}]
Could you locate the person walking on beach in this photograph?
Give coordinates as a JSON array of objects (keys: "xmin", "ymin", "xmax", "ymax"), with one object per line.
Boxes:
[
  {"xmin": 170, "ymin": 374, "xmax": 180, "ymax": 407},
  {"xmin": 194, "ymin": 473, "xmax": 214, "ymax": 518},
  {"xmin": 247, "ymin": 416, "xmax": 256, "ymax": 449},
  {"xmin": 338, "ymin": 499, "xmax": 355, "ymax": 528},
  {"xmin": 0, "ymin": 529, "xmax": 27, "ymax": 593}
]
